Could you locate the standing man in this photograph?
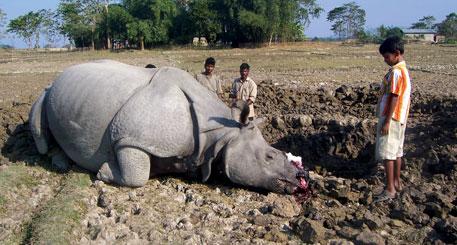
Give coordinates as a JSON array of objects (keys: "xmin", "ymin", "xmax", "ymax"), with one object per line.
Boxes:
[
  {"xmin": 195, "ymin": 57, "xmax": 224, "ymax": 99},
  {"xmin": 230, "ymin": 63, "xmax": 257, "ymax": 121}
]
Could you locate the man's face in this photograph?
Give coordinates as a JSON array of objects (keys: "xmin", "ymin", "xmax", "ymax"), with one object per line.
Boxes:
[
  {"xmin": 204, "ymin": 64, "xmax": 215, "ymax": 75},
  {"xmin": 382, "ymin": 51, "xmax": 400, "ymax": 66},
  {"xmin": 240, "ymin": 68, "xmax": 249, "ymax": 80}
]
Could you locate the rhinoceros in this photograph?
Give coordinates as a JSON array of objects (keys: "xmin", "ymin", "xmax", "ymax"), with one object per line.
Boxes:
[{"xmin": 29, "ymin": 60, "xmax": 310, "ymax": 195}]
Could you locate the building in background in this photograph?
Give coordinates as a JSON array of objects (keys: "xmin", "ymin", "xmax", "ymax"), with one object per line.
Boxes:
[{"xmin": 402, "ymin": 29, "xmax": 444, "ymax": 43}]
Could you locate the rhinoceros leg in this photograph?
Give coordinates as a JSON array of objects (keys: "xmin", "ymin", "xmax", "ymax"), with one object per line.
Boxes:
[
  {"xmin": 49, "ymin": 148, "xmax": 71, "ymax": 171},
  {"xmin": 97, "ymin": 146, "xmax": 150, "ymax": 187},
  {"xmin": 29, "ymin": 89, "xmax": 51, "ymax": 154}
]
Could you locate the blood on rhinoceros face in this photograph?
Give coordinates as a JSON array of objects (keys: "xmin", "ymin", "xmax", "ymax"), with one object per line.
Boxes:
[{"xmin": 223, "ymin": 122, "xmax": 310, "ymax": 195}]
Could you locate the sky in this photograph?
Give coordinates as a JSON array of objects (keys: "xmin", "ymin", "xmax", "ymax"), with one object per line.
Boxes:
[{"xmin": 0, "ymin": 0, "xmax": 456, "ymax": 47}]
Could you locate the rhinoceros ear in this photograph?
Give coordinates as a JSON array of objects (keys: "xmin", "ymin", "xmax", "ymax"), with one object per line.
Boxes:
[
  {"xmin": 231, "ymin": 101, "xmax": 249, "ymax": 125},
  {"xmin": 201, "ymin": 130, "xmax": 239, "ymax": 182},
  {"xmin": 239, "ymin": 102, "xmax": 249, "ymax": 125}
]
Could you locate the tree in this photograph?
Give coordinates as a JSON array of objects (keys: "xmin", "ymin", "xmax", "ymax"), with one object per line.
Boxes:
[
  {"xmin": 39, "ymin": 9, "xmax": 60, "ymax": 48},
  {"xmin": 437, "ymin": 12, "xmax": 457, "ymax": 40},
  {"xmin": 103, "ymin": 4, "xmax": 133, "ymax": 43},
  {"xmin": 57, "ymin": 1, "xmax": 93, "ymax": 48},
  {"xmin": 410, "ymin": 16, "xmax": 436, "ymax": 29},
  {"xmin": 0, "ymin": 8, "xmax": 6, "ymax": 39},
  {"xmin": 377, "ymin": 25, "xmax": 404, "ymax": 39},
  {"xmin": 123, "ymin": 0, "xmax": 176, "ymax": 47},
  {"xmin": 327, "ymin": 2, "xmax": 366, "ymax": 39},
  {"xmin": 126, "ymin": 19, "xmax": 153, "ymax": 50},
  {"xmin": 59, "ymin": 0, "xmax": 114, "ymax": 50},
  {"xmin": 7, "ymin": 11, "xmax": 47, "ymax": 48},
  {"xmin": 188, "ymin": 0, "xmax": 221, "ymax": 43},
  {"xmin": 214, "ymin": 0, "xmax": 322, "ymax": 45},
  {"xmin": 277, "ymin": 0, "xmax": 322, "ymax": 42}
]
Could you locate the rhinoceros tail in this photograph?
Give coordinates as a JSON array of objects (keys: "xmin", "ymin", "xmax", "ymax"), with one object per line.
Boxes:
[{"xmin": 29, "ymin": 87, "xmax": 51, "ymax": 154}]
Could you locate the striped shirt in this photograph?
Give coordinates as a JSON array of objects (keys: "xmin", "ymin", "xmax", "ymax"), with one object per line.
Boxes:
[{"xmin": 379, "ymin": 61, "xmax": 412, "ymax": 124}]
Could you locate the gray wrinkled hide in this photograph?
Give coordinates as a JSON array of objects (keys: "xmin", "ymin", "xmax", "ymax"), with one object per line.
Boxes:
[
  {"xmin": 30, "ymin": 60, "xmax": 302, "ymax": 192},
  {"xmin": 31, "ymin": 60, "xmax": 235, "ymax": 184}
]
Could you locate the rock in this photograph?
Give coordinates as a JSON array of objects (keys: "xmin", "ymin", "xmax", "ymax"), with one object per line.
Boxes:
[
  {"xmin": 363, "ymin": 211, "xmax": 383, "ymax": 230},
  {"xmin": 128, "ymin": 191, "xmax": 137, "ymax": 201},
  {"xmin": 176, "ymin": 217, "xmax": 193, "ymax": 231},
  {"xmin": 329, "ymin": 239, "xmax": 355, "ymax": 245},
  {"xmin": 347, "ymin": 191, "xmax": 360, "ymax": 203},
  {"xmin": 360, "ymin": 191, "xmax": 373, "ymax": 205},
  {"xmin": 337, "ymin": 226, "xmax": 359, "ymax": 239},
  {"xmin": 92, "ymin": 180, "xmax": 105, "ymax": 189},
  {"xmin": 427, "ymin": 192, "xmax": 453, "ymax": 209},
  {"xmin": 272, "ymin": 116, "xmax": 286, "ymax": 130},
  {"xmin": 269, "ymin": 195, "xmax": 301, "ymax": 218},
  {"xmin": 325, "ymin": 199, "xmax": 343, "ymax": 208},
  {"xmin": 329, "ymin": 186, "xmax": 352, "ymax": 203},
  {"xmin": 406, "ymin": 188, "xmax": 427, "ymax": 203},
  {"xmin": 335, "ymin": 85, "xmax": 352, "ymax": 99},
  {"xmin": 405, "ymin": 227, "xmax": 434, "ymax": 243},
  {"xmin": 355, "ymin": 230, "xmax": 385, "ymax": 245},
  {"xmin": 389, "ymin": 219, "xmax": 405, "ymax": 228},
  {"xmin": 298, "ymin": 115, "xmax": 313, "ymax": 127},
  {"xmin": 434, "ymin": 216, "xmax": 457, "ymax": 243},
  {"xmin": 263, "ymin": 229, "xmax": 289, "ymax": 243},
  {"xmin": 251, "ymin": 215, "xmax": 273, "ymax": 226},
  {"xmin": 424, "ymin": 202, "xmax": 444, "ymax": 218},
  {"xmin": 292, "ymin": 218, "xmax": 328, "ymax": 243},
  {"xmin": 97, "ymin": 193, "xmax": 110, "ymax": 208},
  {"xmin": 328, "ymin": 208, "xmax": 346, "ymax": 224},
  {"xmin": 390, "ymin": 194, "xmax": 430, "ymax": 225}
]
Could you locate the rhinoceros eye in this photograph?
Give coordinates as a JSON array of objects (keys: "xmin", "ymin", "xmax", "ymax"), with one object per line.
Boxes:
[{"xmin": 266, "ymin": 151, "xmax": 275, "ymax": 159}]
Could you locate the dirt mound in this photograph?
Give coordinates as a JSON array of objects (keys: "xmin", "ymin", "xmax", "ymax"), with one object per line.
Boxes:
[
  {"xmin": 257, "ymin": 81, "xmax": 379, "ymax": 177},
  {"xmin": 1, "ymin": 81, "xmax": 456, "ymax": 244}
]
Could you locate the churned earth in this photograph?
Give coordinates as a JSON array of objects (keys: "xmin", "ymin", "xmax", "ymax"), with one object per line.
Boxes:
[{"xmin": 0, "ymin": 42, "xmax": 456, "ymax": 244}]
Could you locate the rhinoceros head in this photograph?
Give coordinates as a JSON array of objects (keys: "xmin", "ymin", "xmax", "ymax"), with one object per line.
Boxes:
[{"xmin": 223, "ymin": 121, "xmax": 310, "ymax": 195}]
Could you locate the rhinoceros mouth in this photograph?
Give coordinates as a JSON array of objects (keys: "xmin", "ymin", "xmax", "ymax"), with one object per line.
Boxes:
[
  {"xmin": 276, "ymin": 176, "xmax": 309, "ymax": 194},
  {"xmin": 275, "ymin": 175, "xmax": 312, "ymax": 203},
  {"xmin": 293, "ymin": 177, "xmax": 313, "ymax": 203}
]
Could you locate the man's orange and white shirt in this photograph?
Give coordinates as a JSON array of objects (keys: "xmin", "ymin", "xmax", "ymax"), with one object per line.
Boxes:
[{"xmin": 379, "ymin": 61, "xmax": 411, "ymax": 124}]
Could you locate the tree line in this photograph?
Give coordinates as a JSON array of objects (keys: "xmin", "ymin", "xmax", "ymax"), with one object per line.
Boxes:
[
  {"xmin": 3, "ymin": 0, "xmax": 323, "ymax": 49},
  {"xmin": 1, "ymin": 1, "xmax": 456, "ymax": 49}
]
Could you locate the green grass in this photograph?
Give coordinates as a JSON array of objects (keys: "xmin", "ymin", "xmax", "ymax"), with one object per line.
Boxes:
[
  {"xmin": 0, "ymin": 165, "xmax": 40, "ymax": 190},
  {"xmin": 0, "ymin": 165, "xmax": 40, "ymax": 216},
  {"xmin": 0, "ymin": 165, "xmax": 45, "ymax": 243},
  {"xmin": 0, "ymin": 195, "xmax": 6, "ymax": 214},
  {"xmin": 25, "ymin": 171, "xmax": 92, "ymax": 244}
]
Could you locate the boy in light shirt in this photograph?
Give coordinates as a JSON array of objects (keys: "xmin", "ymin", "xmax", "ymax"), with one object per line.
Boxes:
[{"xmin": 375, "ymin": 36, "xmax": 412, "ymax": 202}]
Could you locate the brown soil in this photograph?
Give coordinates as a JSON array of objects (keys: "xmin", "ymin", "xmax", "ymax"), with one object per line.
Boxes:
[{"xmin": 0, "ymin": 43, "xmax": 456, "ymax": 244}]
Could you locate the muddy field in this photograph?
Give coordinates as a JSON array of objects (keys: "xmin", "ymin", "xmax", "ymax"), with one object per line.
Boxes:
[{"xmin": 0, "ymin": 42, "xmax": 456, "ymax": 244}]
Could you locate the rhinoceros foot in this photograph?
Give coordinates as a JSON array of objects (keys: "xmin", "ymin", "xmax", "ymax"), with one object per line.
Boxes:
[{"xmin": 96, "ymin": 147, "xmax": 151, "ymax": 187}]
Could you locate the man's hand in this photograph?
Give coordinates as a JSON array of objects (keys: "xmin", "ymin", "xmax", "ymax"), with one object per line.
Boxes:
[
  {"xmin": 381, "ymin": 120, "xmax": 390, "ymax": 135},
  {"xmin": 246, "ymin": 99, "xmax": 253, "ymax": 105}
]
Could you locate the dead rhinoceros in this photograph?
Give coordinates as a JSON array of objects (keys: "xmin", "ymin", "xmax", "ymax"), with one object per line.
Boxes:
[{"xmin": 29, "ymin": 60, "xmax": 309, "ymax": 195}]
